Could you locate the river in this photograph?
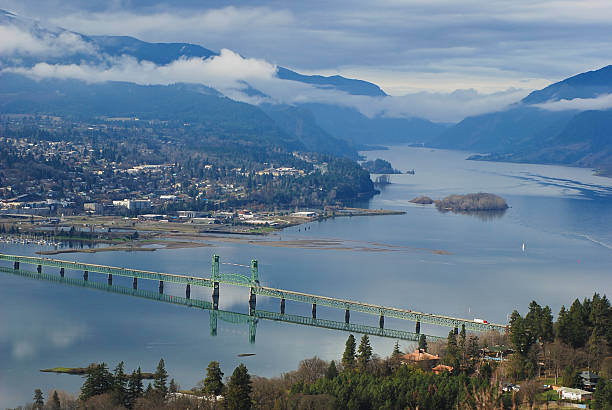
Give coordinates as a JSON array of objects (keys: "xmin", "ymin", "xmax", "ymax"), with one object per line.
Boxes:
[{"xmin": 1, "ymin": 146, "xmax": 611, "ymax": 406}]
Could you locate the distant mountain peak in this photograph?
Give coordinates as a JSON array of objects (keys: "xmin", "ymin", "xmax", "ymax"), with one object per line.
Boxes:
[{"xmin": 522, "ymin": 64, "xmax": 612, "ymax": 104}]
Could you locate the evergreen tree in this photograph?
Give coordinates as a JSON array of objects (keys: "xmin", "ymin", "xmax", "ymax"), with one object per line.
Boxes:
[
  {"xmin": 51, "ymin": 390, "xmax": 61, "ymax": 410},
  {"xmin": 153, "ymin": 358, "xmax": 169, "ymax": 398},
  {"xmin": 444, "ymin": 330, "xmax": 459, "ymax": 368},
  {"xmin": 127, "ymin": 367, "xmax": 144, "ymax": 408},
  {"xmin": 225, "ymin": 364, "xmax": 252, "ymax": 410},
  {"xmin": 342, "ymin": 334, "xmax": 357, "ymax": 370},
  {"xmin": 203, "ymin": 361, "xmax": 224, "ymax": 397},
  {"xmin": 33, "ymin": 389, "xmax": 44, "ymax": 410},
  {"xmin": 390, "ymin": 341, "xmax": 403, "ymax": 371},
  {"xmin": 357, "ymin": 334, "xmax": 373, "ymax": 370},
  {"xmin": 326, "ymin": 360, "xmax": 338, "ymax": 379},
  {"xmin": 418, "ymin": 334, "xmax": 427, "ymax": 351},
  {"xmin": 112, "ymin": 361, "xmax": 129, "ymax": 407},
  {"xmin": 592, "ymin": 378, "xmax": 612, "ymax": 410},
  {"xmin": 169, "ymin": 378, "xmax": 178, "ymax": 393},
  {"xmin": 79, "ymin": 363, "xmax": 114, "ymax": 401}
]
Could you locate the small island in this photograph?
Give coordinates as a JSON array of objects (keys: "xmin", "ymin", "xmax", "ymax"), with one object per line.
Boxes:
[
  {"xmin": 410, "ymin": 196, "xmax": 434, "ymax": 204},
  {"xmin": 434, "ymin": 193, "xmax": 508, "ymax": 212},
  {"xmin": 362, "ymin": 158, "xmax": 402, "ymax": 174}
]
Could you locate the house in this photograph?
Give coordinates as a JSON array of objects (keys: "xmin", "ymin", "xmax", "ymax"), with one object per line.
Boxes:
[
  {"xmin": 558, "ymin": 387, "xmax": 593, "ymax": 401},
  {"xmin": 401, "ymin": 349, "xmax": 440, "ymax": 370},
  {"xmin": 579, "ymin": 371, "xmax": 600, "ymax": 391}
]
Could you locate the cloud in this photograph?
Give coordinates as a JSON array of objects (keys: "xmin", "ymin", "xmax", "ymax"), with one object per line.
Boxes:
[
  {"xmin": 534, "ymin": 93, "xmax": 612, "ymax": 112},
  {"xmin": 0, "ymin": 24, "xmax": 96, "ymax": 57},
  {"xmin": 4, "ymin": 50, "xmax": 526, "ymax": 122}
]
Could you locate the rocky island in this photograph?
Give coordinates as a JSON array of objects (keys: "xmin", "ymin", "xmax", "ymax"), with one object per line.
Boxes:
[{"xmin": 410, "ymin": 196, "xmax": 434, "ymax": 204}]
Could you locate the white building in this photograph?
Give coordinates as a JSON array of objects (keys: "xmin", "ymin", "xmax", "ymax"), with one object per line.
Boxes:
[{"xmin": 559, "ymin": 387, "xmax": 593, "ymax": 401}]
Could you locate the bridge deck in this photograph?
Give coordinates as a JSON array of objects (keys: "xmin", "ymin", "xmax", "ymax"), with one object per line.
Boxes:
[{"xmin": 0, "ymin": 253, "xmax": 506, "ymax": 332}]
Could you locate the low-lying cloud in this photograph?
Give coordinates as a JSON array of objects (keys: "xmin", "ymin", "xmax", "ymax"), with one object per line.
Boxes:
[
  {"xmin": 0, "ymin": 24, "xmax": 95, "ymax": 57},
  {"xmin": 534, "ymin": 93, "xmax": 612, "ymax": 112}
]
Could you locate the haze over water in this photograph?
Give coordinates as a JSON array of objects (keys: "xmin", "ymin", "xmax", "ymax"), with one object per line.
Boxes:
[{"xmin": 1, "ymin": 146, "xmax": 611, "ymax": 406}]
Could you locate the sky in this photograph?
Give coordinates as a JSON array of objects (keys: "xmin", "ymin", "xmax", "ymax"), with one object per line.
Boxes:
[{"xmin": 1, "ymin": 0, "xmax": 612, "ymax": 121}]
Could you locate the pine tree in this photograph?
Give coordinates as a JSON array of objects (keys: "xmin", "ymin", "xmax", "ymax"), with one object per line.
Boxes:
[
  {"xmin": 153, "ymin": 358, "xmax": 169, "ymax": 398},
  {"xmin": 326, "ymin": 360, "xmax": 338, "ymax": 379},
  {"xmin": 390, "ymin": 341, "xmax": 403, "ymax": 371},
  {"xmin": 342, "ymin": 334, "xmax": 357, "ymax": 370},
  {"xmin": 79, "ymin": 363, "xmax": 114, "ymax": 401},
  {"xmin": 112, "ymin": 361, "xmax": 129, "ymax": 407},
  {"xmin": 33, "ymin": 389, "xmax": 44, "ymax": 410},
  {"xmin": 225, "ymin": 364, "xmax": 252, "ymax": 410},
  {"xmin": 203, "ymin": 361, "xmax": 224, "ymax": 397},
  {"xmin": 169, "ymin": 378, "xmax": 178, "ymax": 393},
  {"xmin": 357, "ymin": 334, "xmax": 373, "ymax": 370},
  {"xmin": 51, "ymin": 390, "xmax": 61, "ymax": 410},
  {"xmin": 445, "ymin": 330, "xmax": 459, "ymax": 368},
  {"xmin": 127, "ymin": 367, "xmax": 144, "ymax": 408}
]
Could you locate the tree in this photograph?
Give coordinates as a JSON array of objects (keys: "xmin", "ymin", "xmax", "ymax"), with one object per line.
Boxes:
[
  {"xmin": 418, "ymin": 334, "xmax": 427, "ymax": 351},
  {"xmin": 51, "ymin": 390, "xmax": 61, "ymax": 410},
  {"xmin": 169, "ymin": 379, "xmax": 178, "ymax": 393},
  {"xmin": 112, "ymin": 361, "xmax": 129, "ymax": 407},
  {"xmin": 562, "ymin": 365, "xmax": 582, "ymax": 388},
  {"xmin": 390, "ymin": 341, "xmax": 403, "ymax": 371},
  {"xmin": 153, "ymin": 358, "xmax": 169, "ymax": 398},
  {"xmin": 357, "ymin": 334, "xmax": 373, "ymax": 370},
  {"xmin": 342, "ymin": 334, "xmax": 357, "ymax": 370},
  {"xmin": 80, "ymin": 363, "xmax": 114, "ymax": 401},
  {"xmin": 127, "ymin": 367, "xmax": 144, "ymax": 408},
  {"xmin": 203, "ymin": 361, "xmax": 224, "ymax": 397},
  {"xmin": 592, "ymin": 378, "xmax": 612, "ymax": 410},
  {"xmin": 225, "ymin": 363, "xmax": 252, "ymax": 410},
  {"xmin": 33, "ymin": 389, "xmax": 44, "ymax": 410},
  {"xmin": 326, "ymin": 360, "xmax": 338, "ymax": 379},
  {"xmin": 445, "ymin": 330, "xmax": 459, "ymax": 368}
]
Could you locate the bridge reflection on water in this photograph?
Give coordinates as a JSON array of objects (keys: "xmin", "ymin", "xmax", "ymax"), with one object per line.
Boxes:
[{"xmin": 0, "ymin": 265, "xmax": 443, "ymax": 344}]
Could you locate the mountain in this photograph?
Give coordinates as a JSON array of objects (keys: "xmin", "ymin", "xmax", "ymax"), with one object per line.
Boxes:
[
  {"xmin": 522, "ymin": 65, "xmax": 612, "ymax": 104},
  {"xmin": 303, "ymin": 103, "xmax": 448, "ymax": 147},
  {"xmin": 430, "ymin": 65, "xmax": 612, "ymax": 174},
  {"xmin": 0, "ymin": 8, "xmax": 447, "ymax": 149}
]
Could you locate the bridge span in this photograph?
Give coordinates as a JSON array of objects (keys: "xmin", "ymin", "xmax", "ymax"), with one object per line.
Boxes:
[{"xmin": 0, "ymin": 253, "xmax": 507, "ymax": 334}]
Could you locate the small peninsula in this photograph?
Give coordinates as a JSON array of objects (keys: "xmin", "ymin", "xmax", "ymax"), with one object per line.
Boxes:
[
  {"xmin": 434, "ymin": 193, "xmax": 508, "ymax": 212},
  {"xmin": 362, "ymin": 158, "xmax": 402, "ymax": 174}
]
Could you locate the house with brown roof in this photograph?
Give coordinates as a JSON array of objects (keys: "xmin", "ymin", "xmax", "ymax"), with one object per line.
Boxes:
[{"xmin": 401, "ymin": 349, "xmax": 440, "ymax": 370}]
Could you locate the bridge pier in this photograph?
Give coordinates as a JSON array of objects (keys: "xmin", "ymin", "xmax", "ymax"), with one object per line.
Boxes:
[
  {"xmin": 345, "ymin": 309, "xmax": 350, "ymax": 324},
  {"xmin": 212, "ymin": 282, "xmax": 219, "ymax": 309},
  {"xmin": 379, "ymin": 314, "xmax": 385, "ymax": 329},
  {"xmin": 60, "ymin": 267, "xmax": 64, "ymax": 277},
  {"xmin": 107, "ymin": 274, "xmax": 112, "ymax": 285},
  {"xmin": 37, "ymin": 264, "xmax": 42, "ymax": 273},
  {"xmin": 454, "ymin": 326, "xmax": 459, "ymax": 335},
  {"xmin": 186, "ymin": 284, "xmax": 191, "ymax": 299},
  {"xmin": 83, "ymin": 270, "xmax": 88, "ymax": 281},
  {"xmin": 158, "ymin": 280, "xmax": 164, "ymax": 294},
  {"xmin": 415, "ymin": 321, "xmax": 421, "ymax": 334},
  {"xmin": 312, "ymin": 303, "xmax": 317, "ymax": 319},
  {"xmin": 13, "ymin": 261, "xmax": 19, "ymax": 270},
  {"xmin": 249, "ymin": 288, "xmax": 256, "ymax": 314},
  {"xmin": 133, "ymin": 277, "xmax": 138, "ymax": 290},
  {"xmin": 280, "ymin": 298, "xmax": 285, "ymax": 314}
]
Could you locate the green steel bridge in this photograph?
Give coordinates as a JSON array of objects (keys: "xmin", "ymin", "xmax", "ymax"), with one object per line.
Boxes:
[
  {"xmin": 0, "ymin": 253, "xmax": 507, "ymax": 335},
  {"xmin": 0, "ymin": 265, "xmax": 443, "ymax": 344}
]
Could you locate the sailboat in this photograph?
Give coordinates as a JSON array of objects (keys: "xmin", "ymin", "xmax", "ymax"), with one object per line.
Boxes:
[{"xmin": 522, "ymin": 243, "xmax": 526, "ymax": 252}]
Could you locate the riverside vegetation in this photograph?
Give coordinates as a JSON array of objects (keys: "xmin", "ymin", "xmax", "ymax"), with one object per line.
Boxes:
[{"xmin": 12, "ymin": 293, "xmax": 612, "ymax": 409}]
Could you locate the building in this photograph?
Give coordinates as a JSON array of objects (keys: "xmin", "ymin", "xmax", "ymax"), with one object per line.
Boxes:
[
  {"xmin": 401, "ymin": 349, "xmax": 440, "ymax": 370},
  {"xmin": 579, "ymin": 371, "xmax": 600, "ymax": 391},
  {"xmin": 113, "ymin": 199, "xmax": 151, "ymax": 210},
  {"xmin": 558, "ymin": 387, "xmax": 593, "ymax": 401},
  {"xmin": 432, "ymin": 364, "xmax": 453, "ymax": 374},
  {"xmin": 84, "ymin": 203, "xmax": 103, "ymax": 213}
]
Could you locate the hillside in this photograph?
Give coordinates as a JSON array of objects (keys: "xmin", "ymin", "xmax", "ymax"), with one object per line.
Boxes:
[{"xmin": 431, "ymin": 65, "xmax": 612, "ymax": 174}]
